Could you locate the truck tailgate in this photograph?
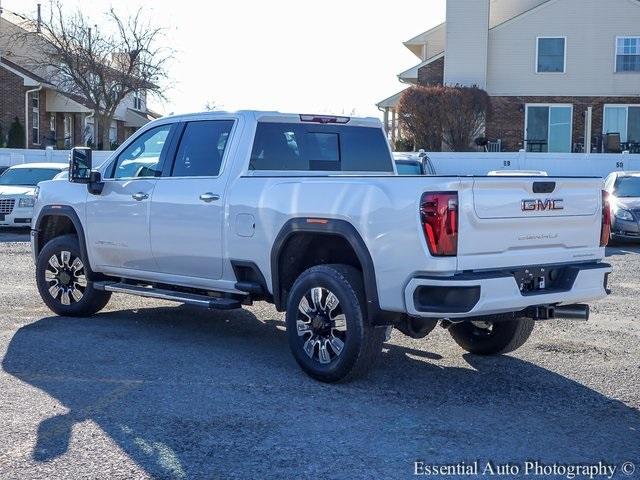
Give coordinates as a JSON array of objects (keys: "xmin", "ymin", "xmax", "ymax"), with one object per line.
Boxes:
[{"xmin": 457, "ymin": 177, "xmax": 604, "ymax": 271}]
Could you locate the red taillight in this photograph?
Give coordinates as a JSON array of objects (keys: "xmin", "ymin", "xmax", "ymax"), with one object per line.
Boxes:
[
  {"xmin": 420, "ymin": 192, "xmax": 458, "ymax": 256},
  {"xmin": 600, "ymin": 190, "xmax": 611, "ymax": 247}
]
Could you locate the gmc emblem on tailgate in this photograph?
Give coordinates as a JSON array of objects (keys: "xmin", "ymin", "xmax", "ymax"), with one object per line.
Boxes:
[{"xmin": 521, "ymin": 198, "xmax": 564, "ymax": 212}]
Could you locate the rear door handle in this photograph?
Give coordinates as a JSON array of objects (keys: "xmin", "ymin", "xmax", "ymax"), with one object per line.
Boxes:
[
  {"xmin": 199, "ymin": 192, "xmax": 220, "ymax": 203},
  {"xmin": 132, "ymin": 192, "xmax": 149, "ymax": 201}
]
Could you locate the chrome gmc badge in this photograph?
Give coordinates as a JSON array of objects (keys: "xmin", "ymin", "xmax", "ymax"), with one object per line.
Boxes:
[{"xmin": 521, "ymin": 199, "xmax": 564, "ymax": 211}]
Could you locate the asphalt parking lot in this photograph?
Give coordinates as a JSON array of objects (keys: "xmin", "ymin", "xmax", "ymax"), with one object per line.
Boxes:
[{"xmin": 0, "ymin": 228, "xmax": 638, "ymax": 479}]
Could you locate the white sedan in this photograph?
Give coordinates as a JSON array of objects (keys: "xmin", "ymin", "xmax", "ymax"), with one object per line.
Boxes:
[{"xmin": 0, "ymin": 163, "xmax": 68, "ymax": 227}]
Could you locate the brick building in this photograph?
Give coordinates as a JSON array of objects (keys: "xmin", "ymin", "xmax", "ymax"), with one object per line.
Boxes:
[
  {"xmin": 378, "ymin": 0, "xmax": 640, "ymax": 153},
  {"xmin": 0, "ymin": 8, "xmax": 159, "ymax": 150}
]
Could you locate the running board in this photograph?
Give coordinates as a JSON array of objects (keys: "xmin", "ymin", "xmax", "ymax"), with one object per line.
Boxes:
[{"xmin": 94, "ymin": 282, "xmax": 242, "ymax": 310}]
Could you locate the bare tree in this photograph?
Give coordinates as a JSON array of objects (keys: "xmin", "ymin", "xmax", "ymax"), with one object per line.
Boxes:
[
  {"xmin": 397, "ymin": 85, "xmax": 491, "ymax": 152},
  {"xmin": 8, "ymin": 1, "xmax": 171, "ymax": 149},
  {"xmin": 397, "ymin": 86, "xmax": 445, "ymax": 151},
  {"xmin": 440, "ymin": 86, "xmax": 491, "ymax": 151}
]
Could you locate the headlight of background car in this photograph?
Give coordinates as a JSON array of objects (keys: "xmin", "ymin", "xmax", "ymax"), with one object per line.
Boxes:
[
  {"xmin": 18, "ymin": 197, "xmax": 36, "ymax": 208},
  {"xmin": 614, "ymin": 208, "xmax": 634, "ymax": 221}
]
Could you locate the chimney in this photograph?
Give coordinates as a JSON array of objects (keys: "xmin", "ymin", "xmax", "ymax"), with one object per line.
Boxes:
[
  {"xmin": 36, "ymin": 3, "xmax": 41, "ymax": 33},
  {"xmin": 443, "ymin": 0, "xmax": 490, "ymax": 89}
]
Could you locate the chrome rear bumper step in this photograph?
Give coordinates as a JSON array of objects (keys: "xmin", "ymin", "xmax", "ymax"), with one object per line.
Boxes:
[{"xmin": 94, "ymin": 282, "xmax": 242, "ymax": 310}]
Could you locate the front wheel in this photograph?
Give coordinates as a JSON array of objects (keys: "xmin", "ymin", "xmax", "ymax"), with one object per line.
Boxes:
[
  {"xmin": 36, "ymin": 234, "xmax": 111, "ymax": 316},
  {"xmin": 448, "ymin": 317, "xmax": 535, "ymax": 355},
  {"xmin": 285, "ymin": 264, "xmax": 385, "ymax": 383}
]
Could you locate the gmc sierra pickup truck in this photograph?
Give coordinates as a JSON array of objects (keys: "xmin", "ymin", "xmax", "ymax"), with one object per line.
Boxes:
[{"xmin": 31, "ymin": 111, "xmax": 612, "ymax": 382}]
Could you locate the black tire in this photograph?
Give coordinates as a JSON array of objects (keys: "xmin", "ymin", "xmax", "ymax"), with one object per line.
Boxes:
[
  {"xmin": 285, "ymin": 264, "xmax": 385, "ymax": 383},
  {"xmin": 448, "ymin": 317, "xmax": 535, "ymax": 355},
  {"xmin": 36, "ymin": 234, "xmax": 111, "ymax": 316}
]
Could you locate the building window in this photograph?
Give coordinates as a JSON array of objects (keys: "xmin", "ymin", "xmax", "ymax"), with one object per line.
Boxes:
[
  {"xmin": 616, "ymin": 37, "xmax": 640, "ymax": 72},
  {"xmin": 133, "ymin": 92, "xmax": 143, "ymax": 110},
  {"xmin": 604, "ymin": 105, "xmax": 640, "ymax": 144},
  {"xmin": 30, "ymin": 91, "xmax": 40, "ymax": 145},
  {"xmin": 536, "ymin": 37, "xmax": 566, "ymax": 73},
  {"xmin": 525, "ymin": 104, "xmax": 573, "ymax": 153}
]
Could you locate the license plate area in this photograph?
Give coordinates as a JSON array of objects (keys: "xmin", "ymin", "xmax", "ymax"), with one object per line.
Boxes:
[{"xmin": 511, "ymin": 265, "xmax": 578, "ymax": 295}]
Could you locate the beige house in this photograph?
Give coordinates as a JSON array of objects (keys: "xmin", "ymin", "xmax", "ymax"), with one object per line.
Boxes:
[{"xmin": 379, "ymin": 0, "xmax": 640, "ymax": 152}]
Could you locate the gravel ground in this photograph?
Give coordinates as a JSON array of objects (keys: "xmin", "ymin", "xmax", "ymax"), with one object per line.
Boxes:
[{"xmin": 0, "ymin": 228, "xmax": 638, "ymax": 479}]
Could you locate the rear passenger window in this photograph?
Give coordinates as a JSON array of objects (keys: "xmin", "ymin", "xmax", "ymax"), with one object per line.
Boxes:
[
  {"xmin": 172, "ymin": 120, "xmax": 234, "ymax": 177},
  {"xmin": 249, "ymin": 123, "xmax": 392, "ymax": 172}
]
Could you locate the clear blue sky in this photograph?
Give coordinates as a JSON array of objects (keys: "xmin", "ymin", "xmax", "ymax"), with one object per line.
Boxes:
[{"xmin": 3, "ymin": 0, "xmax": 446, "ymax": 117}]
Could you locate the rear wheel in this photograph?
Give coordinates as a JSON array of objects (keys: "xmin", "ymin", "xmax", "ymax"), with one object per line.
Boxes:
[
  {"xmin": 285, "ymin": 264, "xmax": 385, "ymax": 383},
  {"xmin": 36, "ymin": 235, "xmax": 111, "ymax": 316},
  {"xmin": 448, "ymin": 317, "xmax": 535, "ymax": 355}
]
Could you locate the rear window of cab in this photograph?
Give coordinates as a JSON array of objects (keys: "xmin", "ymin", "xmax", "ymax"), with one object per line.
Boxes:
[{"xmin": 249, "ymin": 123, "xmax": 393, "ymax": 172}]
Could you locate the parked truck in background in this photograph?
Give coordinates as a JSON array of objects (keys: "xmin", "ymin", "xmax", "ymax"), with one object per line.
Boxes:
[{"xmin": 31, "ymin": 111, "xmax": 612, "ymax": 382}]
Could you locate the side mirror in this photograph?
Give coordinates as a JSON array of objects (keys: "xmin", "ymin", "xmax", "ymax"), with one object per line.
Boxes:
[{"xmin": 69, "ymin": 147, "xmax": 92, "ymax": 183}]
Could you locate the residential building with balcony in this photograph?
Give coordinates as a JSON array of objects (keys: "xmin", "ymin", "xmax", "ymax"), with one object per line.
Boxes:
[{"xmin": 378, "ymin": 0, "xmax": 640, "ymax": 153}]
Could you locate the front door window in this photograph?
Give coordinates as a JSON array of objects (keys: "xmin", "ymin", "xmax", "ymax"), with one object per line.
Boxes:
[
  {"xmin": 526, "ymin": 105, "xmax": 572, "ymax": 153},
  {"xmin": 109, "ymin": 125, "xmax": 172, "ymax": 179},
  {"xmin": 63, "ymin": 115, "xmax": 73, "ymax": 149}
]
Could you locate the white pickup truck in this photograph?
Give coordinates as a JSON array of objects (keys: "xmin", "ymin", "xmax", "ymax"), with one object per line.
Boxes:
[{"xmin": 31, "ymin": 111, "xmax": 612, "ymax": 382}]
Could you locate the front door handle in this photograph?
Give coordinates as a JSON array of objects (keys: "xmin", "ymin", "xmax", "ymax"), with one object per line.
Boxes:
[
  {"xmin": 199, "ymin": 192, "xmax": 220, "ymax": 203},
  {"xmin": 132, "ymin": 192, "xmax": 149, "ymax": 201}
]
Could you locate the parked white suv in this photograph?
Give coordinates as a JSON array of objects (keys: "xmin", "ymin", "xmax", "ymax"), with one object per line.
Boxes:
[
  {"xmin": 0, "ymin": 163, "xmax": 67, "ymax": 227},
  {"xmin": 31, "ymin": 111, "xmax": 612, "ymax": 382}
]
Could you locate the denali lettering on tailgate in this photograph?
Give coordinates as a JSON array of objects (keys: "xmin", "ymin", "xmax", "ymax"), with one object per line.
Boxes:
[{"xmin": 521, "ymin": 198, "xmax": 564, "ymax": 212}]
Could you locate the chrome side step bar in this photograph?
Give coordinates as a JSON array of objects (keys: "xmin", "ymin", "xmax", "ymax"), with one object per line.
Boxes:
[{"xmin": 94, "ymin": 282, "xmax": 242, "ymax": 310}]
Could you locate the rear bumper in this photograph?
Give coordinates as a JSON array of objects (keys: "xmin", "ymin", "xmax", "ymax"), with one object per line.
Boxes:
[
  {"xmin": 611, "ymin": 232, "xmax": 640, "ymax": 242},
  {"xmin": 611, "ymin": 216, "xmax": 640, "ymax": 240},
  {"xmin": 404, "ymin": 262, "xmax": 611, "ymax": 319}
]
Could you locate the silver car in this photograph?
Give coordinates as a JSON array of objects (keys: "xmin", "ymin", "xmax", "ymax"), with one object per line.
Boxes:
[{"xmin": 604, "ymin": 171, "xmax": 640, "ymax": 242}]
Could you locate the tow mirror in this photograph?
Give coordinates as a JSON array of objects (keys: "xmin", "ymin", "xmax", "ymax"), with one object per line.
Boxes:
[
  {"xmin": 69, "ymin": 147, "xmax": 92, "ymax": 183},
  {"xmin": 69, "ymin": 147, "xmax": 104, "ymax": 195}
]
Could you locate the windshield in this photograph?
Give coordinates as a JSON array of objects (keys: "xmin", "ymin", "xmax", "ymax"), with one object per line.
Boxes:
[
  {"xmin": 395, "ymin": 162, "xmax": 423, "ymax": 175},
  {"xmin": 0, "ymin": 168, "xmax": 64, "ymax": 186},
  {"xmin": 614, "ymin": 177, "xmax": 640, "ymax": 198}
]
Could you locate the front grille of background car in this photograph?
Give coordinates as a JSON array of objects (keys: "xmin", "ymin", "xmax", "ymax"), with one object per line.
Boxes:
[
  {"xmin": 632, "ymin": 209, "xmax": 640, "ymax": 220},
  {"xmin": 0, "ymin": 199, "xmax": 16, "ymax": 214}
]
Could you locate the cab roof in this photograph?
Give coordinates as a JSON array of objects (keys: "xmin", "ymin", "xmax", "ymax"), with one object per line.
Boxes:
[{"xmin": 157, "ymin": 110, "xmax": 383, "ymax": 128}]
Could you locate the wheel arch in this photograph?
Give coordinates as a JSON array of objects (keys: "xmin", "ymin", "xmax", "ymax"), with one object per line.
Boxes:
[
  {"xmin": 33, "ymin": 205, "xmax": 95, "ymax": 280},
  {"xmin": 271, "ymin": 218, "xmax": 397, "ymax": 325}
]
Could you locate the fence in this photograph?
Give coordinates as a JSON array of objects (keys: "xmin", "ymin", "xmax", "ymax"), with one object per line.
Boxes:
[
  {"xmin": 2, "ymin": 147, "xmax": 639, "ymax": 179},
  {"xmin": 426, "ymin": 151, "xmax": 639, "ymax": 178},
  {"xmin": 0, "ymin": 148, "xmax": 113, "ymax": 167}
]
